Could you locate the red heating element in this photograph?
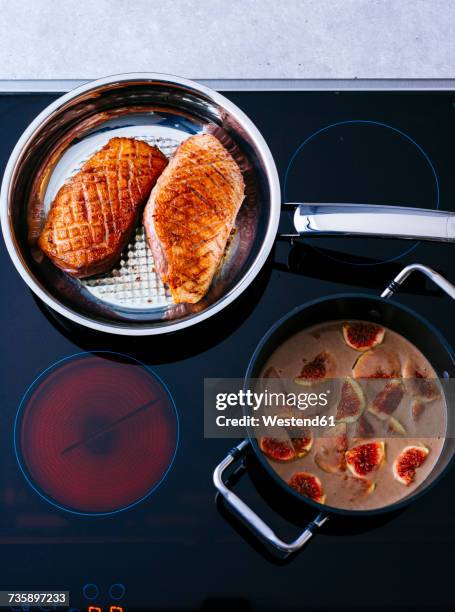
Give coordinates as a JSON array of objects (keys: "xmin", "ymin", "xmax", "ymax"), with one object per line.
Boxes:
[{"xmin": 18, "ymin": 354, "xmax": 178, "ymax": 514}]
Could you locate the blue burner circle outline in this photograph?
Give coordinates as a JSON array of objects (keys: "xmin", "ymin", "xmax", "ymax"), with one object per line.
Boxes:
[
  {"xmin": 82, "ymin": 583, "xmax": 100, "ymax": 601},
  {"xmin": 14, "ymin": 351, "xmax": 180, "ymax": 517},
  {"xmin": 283, "ymin": 119, "xmax": 440, "ymax": 265},
  {"xmin": 109, "ymin": 584, "xmax": 126, "ymax": 600}
]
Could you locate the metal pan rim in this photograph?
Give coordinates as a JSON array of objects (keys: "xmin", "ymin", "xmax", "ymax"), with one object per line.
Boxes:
[{"xmin": 0, "ymin": 72, "xmax": 281, "ymax": 335}]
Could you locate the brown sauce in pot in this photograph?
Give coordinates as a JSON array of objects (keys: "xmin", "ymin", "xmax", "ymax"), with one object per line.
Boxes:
[{"xmin": 259, "ymin": 320, "xmax": 447, "ymax": 510}]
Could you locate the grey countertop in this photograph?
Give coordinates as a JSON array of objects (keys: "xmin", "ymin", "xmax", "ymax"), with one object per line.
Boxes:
[{"xmin": 0, "ymin": 0, "xmax": 453, "ymax": 80}]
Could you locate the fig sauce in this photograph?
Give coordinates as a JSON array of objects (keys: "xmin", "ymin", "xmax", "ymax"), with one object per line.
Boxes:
[{"xmin": 259, "ymin": 320, "xmax": 447, "ymax": 510}]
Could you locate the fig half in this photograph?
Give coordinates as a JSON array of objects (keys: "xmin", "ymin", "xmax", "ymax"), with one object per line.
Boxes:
[
  {"xmin": 345, "ymin": 441, "xmax": 385, "ymax": 478},
  {"xmin": 263, "ymin": 366, "xmax": 281, "ymax": 379},
  {"xmin": 281, "ymin": 414, "xmax": 313, "ymax": 457},
  {"xmin": 402, "ymin": 360, "xmax": 440, "ymax": 402},
  {"xmin": 294, "ymin": 351, "xmax": 336, "ymax": 386},
  {"xmin": 259, "ymin": 437, "xmax": 296, "ymax": 461},
  {"xmin": 355, "ymin": 414, "xmax": 376, "ymax": 439},
  {"xmin": 352, "ymin": 347, "xmax": 400, "ymax": 379},
  {"xmin": 387, "ymin": 416, "xmax": 406, "ymax": 435},
  {"xmin": 346, "ymin": 477, "xmax": 376, "ymax": 501},
  {"xmin": 314, "ymin": 422, "xmax": 348, "ymax": 473},
  {"xmin": 411, "ymin": 399, "xmax": 426, "ymax": 421},
  {"xmin": 288, "ymin": 471, "xmax": 326, "ymax": 504},
  {"xmin": 343, "ymin": 321, "xmax": 385, "ymax": 351},
  {"xmin": 288, "ymin": 428, "xmax": 313, "ymax": 457},
  {"xmin": 335, "ymin": 377, "xmax": 366, "ymax": 423},
  {"xmin": 393, "ymin": 445, "xmax": 429, "ymax": 486},
  {"xmin": 260, "ymin": 418, "xmax": 313, "ymax": 461},
  {"xmin": 369, "ymin": 380, "xmax": 404, "ymax": 420}
]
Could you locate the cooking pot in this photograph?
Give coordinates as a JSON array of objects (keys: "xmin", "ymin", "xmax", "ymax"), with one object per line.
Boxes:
[
  {"xmin": 1, "ymin": 73, "xmax": 454, "ymax": 335},
  {"xmin": 213, "ymin": 264, "xmax": 455, "ymax": 556}
]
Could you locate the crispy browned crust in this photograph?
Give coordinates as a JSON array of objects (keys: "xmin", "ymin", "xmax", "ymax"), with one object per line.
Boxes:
[
  {"xmin": 143, "ymin": 134, "xmax": 245, "ymax": 304},
  {"xmin": 38, "ymin": 137, "xmax": 168, "ymax": 277}
]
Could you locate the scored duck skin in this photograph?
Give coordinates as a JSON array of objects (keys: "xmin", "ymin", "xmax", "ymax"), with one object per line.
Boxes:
[
  {"xmin": 39, "ymin": 137, "xmax": 168, "ymax": 278},
  {"xmin": 143, "ymin": 134, "xmax": 245, "ymax": 304}
]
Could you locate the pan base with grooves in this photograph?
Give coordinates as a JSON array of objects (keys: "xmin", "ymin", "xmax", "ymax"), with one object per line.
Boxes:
[{"xmin": 81, "ymin": 226, "xmax": 174, "ymax": 310}]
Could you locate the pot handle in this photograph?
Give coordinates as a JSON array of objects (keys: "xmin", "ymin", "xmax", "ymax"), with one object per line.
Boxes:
[
  {"xmin": 213, "ymin": 439, "xmax": 329, "ymax": 557},
  {"xmin": 381, "ymin": 263, "xmax": 455, "ymax": 300},
  {"xmin": 287, "ymin": 203, "xmax": 455, "ymax": 243}
]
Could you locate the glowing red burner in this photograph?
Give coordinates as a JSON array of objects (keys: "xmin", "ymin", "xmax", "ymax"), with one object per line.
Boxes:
[{"xmin": 16, "ymin": 353, "xmax": 178, "ymax": 514}]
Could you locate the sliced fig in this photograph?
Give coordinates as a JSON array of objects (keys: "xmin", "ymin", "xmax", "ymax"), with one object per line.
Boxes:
[
  {"xmin": 352, "ymin": 347, "xmax": 400, "ymax": 379},
  {"xmin": 355, "ymin": 414, "xmax": 376, "ymax": 438},
  {"xmin": 342, "ymin": 321, "xmax": 385, "ymax": 351},
  {"xmin": 402, "ymin": 360, "xmax": 440, "ymax": 402},
  {"xmin": 393, "ymin": 445, "xmax": 429, "ymax": 486},
  {"xmin": 259, "ymin": 437, "xmax": 296, "ymax": 461},
  {"xmin": 288, "ymin": 427, "xmax": 313, "ymax": 457},
  {"xmin": 260, "ymin": 416, "xmax": 313, "ymax": 461},
  {"xmin": 369, "ymin": 380, "xmax": 404, "ymax": 420},
  {"xmin": 263, "ymin": 366, "xmax": 281, "ymax": 379},
  {"xmin": 345, "ymin": 441, "xmax": 385, "ymax": 478},
  {"xmin": 335, "ymin": 377, "xmax": 366, "ymax": 423},
  {"xmin": 314, "ymin": 422, "xmax": 347, "ymax": 473},
  {"xmin": 412, "ymin": 399, "xmax": 426, "ymax": 421},
  {"xmin": 387, "ymin": 416, "xmax": 406, "ymax": 435},
  {"xmin": 346, "ymin": 476, "xmax": 376, "ymax": 501},
  {"xmin": 294, "ymin": 351, "xmax": 336, "ymax": 386},
  {"xmin": 288, "ymin": 471, "xmax": 326, "ymax": 504},
  {"xmin": 277, "ymin": 413, "xmax": 313, "ymax": 457}
]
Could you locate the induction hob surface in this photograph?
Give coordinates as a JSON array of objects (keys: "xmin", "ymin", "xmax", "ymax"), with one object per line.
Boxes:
[{"xmin": 1, "ymin": 88, "xmax": 455, "ymax": 612}]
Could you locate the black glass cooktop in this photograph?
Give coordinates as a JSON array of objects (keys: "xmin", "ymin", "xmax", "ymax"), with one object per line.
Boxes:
[{"xmin": 1, "ymin": 89, "xmax": 455, "ymax": 611}]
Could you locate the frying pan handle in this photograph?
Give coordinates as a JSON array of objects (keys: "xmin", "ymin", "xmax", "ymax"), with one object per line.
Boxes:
[
  {"xmin": 213, "ymin": 440, "xmax": 329, "ymax": 557},
  {"xmin": 381, "ymin": 263, "xmax": 455, "ymax": 300},
  {"xmin": 288, "ymin": 203, "xmax": 455, "ymax": 242}
]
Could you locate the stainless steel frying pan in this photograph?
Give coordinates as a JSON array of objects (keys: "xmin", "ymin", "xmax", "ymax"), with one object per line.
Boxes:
[{"xmin": 1, "ymin": 73, "xmax": 454, "ymax": 336}]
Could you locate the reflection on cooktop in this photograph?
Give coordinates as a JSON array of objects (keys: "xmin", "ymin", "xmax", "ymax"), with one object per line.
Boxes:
[
  {"xmin": 279, "ymin": 240, "xmax": 444, "ymax": 295},
  {"xmin": 215, "ymin": 449, "xmax": 403, "ymax": 565},
  {"xmin": 284, "ymin": 119, "xmax": 440, "ymax": 265}
]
